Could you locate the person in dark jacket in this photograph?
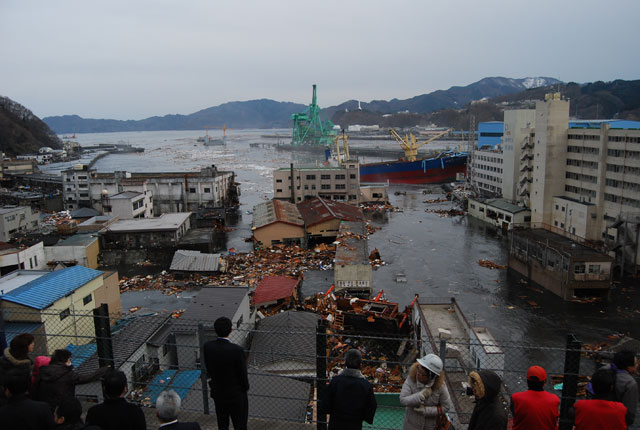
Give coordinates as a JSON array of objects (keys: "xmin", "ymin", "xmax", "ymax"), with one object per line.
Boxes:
[
  {"xmin": 322, "ymin": 349, "xmax": 377, "ymax": 430},
  {"xmin": 510, "ymin": 365, "xmax": 560, "ymax": 430},
  {"xmin": 0, "ymin": 370, "xmax": 55, "ymax": 429},
  {"xmin": 85, "ymin": 369, "xmax": 146, "ymax": 430},
  {"xmin": 607, "ymin": 350, "xmax": 639, "ymax": 428},
  {"xmin": 203, "ymin": 316, "xmax": 250, "ymax": 430},
  {"xmin": 468, "ymin": 369, "xmax": 508, "ymax": 430},
  {"xmin": 36, "ymin": 349, "xmax": 109, "ymax": 410},
  {"xmin": 54, "ymin": 396, "xmax": 101, "ymax": 430},
  {"xmin": 0, "ymin": 333, "xmax": 34, "ymax": 405},
  {"xmin": 574, "ymin": 368, "xmax": 627, "ymax": 430},
  {"xmin": 156, "ymin": 389, "xmax": 201, "ymax": 429}
]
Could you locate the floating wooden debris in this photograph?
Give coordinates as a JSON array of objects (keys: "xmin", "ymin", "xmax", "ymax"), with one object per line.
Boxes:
[{"xmin": 478, "ymin": 259, "xmax": 507, "ymax": 270}]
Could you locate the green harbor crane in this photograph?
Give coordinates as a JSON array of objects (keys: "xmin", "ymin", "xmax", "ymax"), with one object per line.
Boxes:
[{"xmin": 290, "ymin": 84, "xmax": 337, "ymax": 146}]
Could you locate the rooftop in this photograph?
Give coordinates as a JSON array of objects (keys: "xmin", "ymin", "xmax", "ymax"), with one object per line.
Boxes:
[
  {"xmin": 297, "ymin": 197, "xmax": 364, "ymax": 228},
  {"xmin": 335, "ymin": 221, "xmax": 369, "ymax": 265},
  {"xmin": 0, "ymin": 266, "xmax": 103, "ymax": 309},
  {"xmin": 109, "ymin": 191, "xmax": 144, "ymax": 200},
  {"xmin": 70, "ymin": 207, "xmax": 100, "ymax": 218},
  {"xmin": 485, "ymin": 198, "xmax": 529, "ymax": 214},
  {"xmin": 252, "ymin": 199, "xmax": 303, "ymax": 230},
  {"xmin": 0, "ymin": 270, "xmax": 49, "ymax": 295},
  {"xmin": 174, "ymin": 286, "xmax": 248, "ymax": 331},
  {"xmin": 513, "ymin": 228, "xmax": 613, "ymax": 260},
  {"xmin": 105, "ymin": 213, "xmax": 191, "ymax": 233},
  {"xmin": 554, "ymin": 195, "xmax": 595, "ymax": 206},
  {"xmin": 0, "ymin": 206, "xmax": 28, "ymax": 215},
  {"xmin": 170, "ymin": 250, "xmax": 221, "ymax": 272},
  {"xmin": 56, "ymin": 233, "xmax": 99, "ymax": 247},
  {"xmin": 252, "ymin": 276, "xmax": 299, "ymax": 306}
]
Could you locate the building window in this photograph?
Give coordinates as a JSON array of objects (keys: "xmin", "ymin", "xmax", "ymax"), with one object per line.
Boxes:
[
  {"xmin": 321, "ymin": 174, "xmax": 331, "ymax": 180},
  {"xmin": 306, "ymin": 175, "xmax": 316, "ymax": 180},
  {"xmin": 83, "ymin": 294, "xmax": 93, "ymax": 305},
  {"xmin": 189, "ymin": 188, "xmax": 196, "ymax": 193},
  {"xmin": 335, "ymin": 184, "xmax": 345, "ymax": 190},
  {"xmin": 34, "ymin": 255, "xmax": 38, "ymax": 266},
  {"xmin": 335, "ymin": 174, "xmax": 345, "ymax": 180},
  {"xmin": 275, "ymin": 179, "xmax": 282, "ymax": 183},
  {"xmin": 321, "ymin": 184, "xmax": 331, "ymax": 190},
  {"xmin": 276, "ymin": 189, "xmax": 283, "ymax": 193},
  {"xmin": 304, "ymin": 185, "xmax": 309, "ymax": 190},
  {"xmin": 574, "ymin": 264, "xmax": 586, "ymax": 274},
  {"xmin": 60, "ymin": 308, "xmax": 71, "ymax": 320},
  {"xmin": 204, "ymin": 187, "xmax": 211, "ymax": 193},
  {"xmin": 588, "ymin": 264, "xmax": 600, "ymax": 274},
  {"xmin": 350, "ymin": 174, "xmax": 356, "ymax": 179}
]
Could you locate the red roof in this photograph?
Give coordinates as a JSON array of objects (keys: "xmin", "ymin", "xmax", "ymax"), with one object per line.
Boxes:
[
  {"xmin": 252, "ymin": 275, "xmax": 300, "ymax": 305},
  {"xmin": 297, "ymin": 197, "xmax": 364, "ymax": 228}
]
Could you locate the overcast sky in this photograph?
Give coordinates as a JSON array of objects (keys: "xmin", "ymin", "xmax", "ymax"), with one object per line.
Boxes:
[{"xmin": 2, "ymin": 0, "xmax": 639, "ymax": 120}]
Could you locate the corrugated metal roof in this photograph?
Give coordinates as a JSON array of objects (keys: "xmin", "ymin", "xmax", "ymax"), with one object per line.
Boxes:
[
  {"xmin": 71, "ymin": 207, "xmax": 100, "ymax": 218},
  {"xmin": 173, "ymin": 287, "xmax": 248, "ymax": 331},
  {"xmin": 4, "ymin": 322, "xmax": 43, "ymax": 344},
  {"xmin": 252, "ymin": 199, "xmax": 303, "ymax": 230},
  {"xmin": 0, "ymin": 266, "xmax": 103, "ymax": 309},
  {"xmin": 252, "ymin": 276, "xmax": 299, "ymax": 305},
  {"xmin": 170, "ymin": 250, "xmax": 220, "ymax": 272},
  {"xmin": 248, "ymin": 311, "xmax": 320, "ymax": 368},
  {"xmin": 297, "ymin": 197, "xmax": 364, "ymax": 228}
]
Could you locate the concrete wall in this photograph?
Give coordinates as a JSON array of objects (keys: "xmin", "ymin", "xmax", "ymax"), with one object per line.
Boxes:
[
  {"xmin": 45, "ymin": 239, "xmax": 99, "ymax": 269},
  {"xmin": 334, "ymin": 263, "xmax": 372, "ymax": 291},
  {"xmin": 0, "ymin": 206, "xmax": 40, "ymax": 241},
  {"xmin": 94, "ymin": 271, "xmax": 122, "ymax": 319},
  {"xmin": 502, "ymin": 109, "xmax": 536, "ymax": 203},
  {"xmin": 306, "ymin": 219, "xmax": 341, "ymax": 238},
  {"xmin": 0, "ymin": 242, "xmax": 46, "ymax": 273},
  {"xmin": 551, "ymin": 198, "xmax": 599, "ymax": 241},
  {"xmin": 253, "ymin": 223, "xmax": 305, "ymax": 249},
  {"xmin": 273, "ymin": 163, "xmax": 362, "ymax": 204}
]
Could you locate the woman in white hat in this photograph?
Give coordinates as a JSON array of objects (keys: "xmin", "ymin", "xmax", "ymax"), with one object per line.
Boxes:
[{"xmin": 399, "ymin": 353, "xmax": 453, "ymax": 430}]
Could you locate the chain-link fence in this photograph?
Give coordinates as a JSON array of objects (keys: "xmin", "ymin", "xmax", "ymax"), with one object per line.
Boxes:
[{"xmin": 1, "ymin": 305, "xmax": 602, "ymax": 429}]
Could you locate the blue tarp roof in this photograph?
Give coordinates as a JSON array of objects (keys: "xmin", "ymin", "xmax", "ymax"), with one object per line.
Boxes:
[
  {"xmin": 66, "ymin": 342, "xmax": 98, "ymax": 368},
  {"xmin": 143, "ymin": 369, "xmax": 201, "ymax": 404},
  {"xmin": 0, "ymin": 266, "xmax": 103, "ymax": 309}
]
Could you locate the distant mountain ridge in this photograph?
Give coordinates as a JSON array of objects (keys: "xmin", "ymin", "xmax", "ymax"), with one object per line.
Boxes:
[{"xmin": 43, "ymin": 76, "xmax": 561, "ymax": 134}]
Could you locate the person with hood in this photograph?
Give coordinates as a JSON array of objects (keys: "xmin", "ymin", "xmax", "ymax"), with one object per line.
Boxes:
[
  {"xmin": 399, "ymin": 353, "xmax": 453, "ymax": 430},
  {"xmin": 468, "ymin": 369, "xmax": 508, "ymax": 430},
  {"xmin": 0, "ymin": 333, "xmax": 34, "ymax": 406},
  {"xmin": 322, "ymin": 348, "xmax": 377, "ymax": 430},
  {"xmin": 36, "ymin": 349, "xmax": 109, "ymax": 410}
]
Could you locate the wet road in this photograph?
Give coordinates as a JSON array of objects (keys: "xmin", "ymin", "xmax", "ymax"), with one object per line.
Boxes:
[{"xmin": 51, "ymin": 129, "xmax": 640, "ymax": 347}]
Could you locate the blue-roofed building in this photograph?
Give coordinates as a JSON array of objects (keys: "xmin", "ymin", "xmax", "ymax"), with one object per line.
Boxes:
[
  {"xmin": 0, "ymin": 266, "xmax": 105, "ymax": 353},
  {"xmin": 478, "ymin": 122, "xmax": 504, "ymax": 148},
  {"xmin": 569, "ymin": 120, "xmax": 640, "ymax": 130}
]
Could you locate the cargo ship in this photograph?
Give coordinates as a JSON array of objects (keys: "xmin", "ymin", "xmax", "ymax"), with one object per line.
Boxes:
[{"xmin": 359, "ymin": 151, "xmax": 467, "ymax": 184}]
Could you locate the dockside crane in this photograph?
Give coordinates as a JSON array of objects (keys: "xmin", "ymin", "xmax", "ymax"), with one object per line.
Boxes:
[{"xmin": 389, "ymin": 128, "xmax": 452, "ymax": 162}]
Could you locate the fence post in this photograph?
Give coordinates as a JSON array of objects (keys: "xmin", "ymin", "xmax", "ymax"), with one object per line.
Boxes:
[
  {"xmin": 198, "ymin": 324, "xmax": 210, "ymax": 415},
  {"xmin": 316, "ymin": 319, "xmax": 328, "ymax": 430},
  {"xmin": 559, "ymin": 334, "xmax": 581, "ymax": 430},
  {"xmin": 93, "ymin": 304, "xmax": 114, "ymax": 368}
]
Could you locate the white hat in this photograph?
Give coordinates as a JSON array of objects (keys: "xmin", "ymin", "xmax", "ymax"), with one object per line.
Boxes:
[{"xmin": 417, "ymin": 353, "xmax": 443, "ymax": 376}]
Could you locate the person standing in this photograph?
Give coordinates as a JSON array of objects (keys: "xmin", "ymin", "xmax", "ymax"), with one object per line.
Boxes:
[
  {"xmin": 322, "ymin": 349, "xmax": 377, "ymax": 430},
  {"xmin": 0, "ymin": 333, "xmax": 35, "ymax": 406},
  {"xmin": 156, "ymin": 389, "xmax": 201, "ymax": 429},
  {"xmin": 85, "ymin": 370, "xmax": 146, "ymax": 430},
  {"xmin": 468, "ymin": 369, "xmax": 508, "ymax": 430},
  {"xmin": 0, "ymin": 371, "xmax": 55, "ymax": 429},
  {"xmin": 607, "ymin": 350, "xmax": 639, "ymax": 428},
  {"xmin": 574, "ymin": 368, "xmax": 627, "ymax": 430},
  {"xmin": 36, "ymin": 349, "xmax": 109, "ymax": 410},
  {"xmin": 203, "ymin": 316, "xmax": 249, "ymax": 430},
  {"xmin": 510, "ymin": 365, "xmax": 560, "ymax": 429},
  {"xmin": 399, "ymin": 353, "xmax": 453, "ymax": 430}
]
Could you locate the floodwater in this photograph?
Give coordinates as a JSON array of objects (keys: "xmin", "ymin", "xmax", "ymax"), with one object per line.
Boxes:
[{"xmin": 46, "ymin": 129, "xmax": 640, "ymax": 347}]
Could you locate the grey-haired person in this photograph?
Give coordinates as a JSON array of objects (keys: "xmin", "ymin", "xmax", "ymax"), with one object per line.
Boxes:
[{"xmin": 156, "ymin": 389, "xmax": 200, "ymax": 429}]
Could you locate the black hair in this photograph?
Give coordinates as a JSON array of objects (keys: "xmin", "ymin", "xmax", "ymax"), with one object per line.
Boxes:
[
  {"xmin": 345, "ymin": 349, "xmax": 362, "ymax": 369},
  {"xmin": 4, "ymin": 371, "xmax": 30, "ymax": 396},
  {"xmin": 591, "ymin": 368, "xmax": 615, "ymax": 398},
  {"xmin": 214, "ymin": 316, "xmax": 232, "ymax": 338},
  {"xmin": 103, "ymin": 370, "xmax": 127, "ymax": 398},
  {"xmin": 613, "ymin": 350, "xmax": 637, "ymax": 370},
  {"xmin": 51, "ymin": 349, "xmax": 72, "ymax": 364},
  {"xmin": 9, "ymin": 333, "xmax": 34, "ymax": 360},
  {"xmin": 55, "ymin": 397, "xmax": 83, "ymax": 424},
  {"xmin": 527, "ymin": 378, "xmax": 545, "ymax": 391}
]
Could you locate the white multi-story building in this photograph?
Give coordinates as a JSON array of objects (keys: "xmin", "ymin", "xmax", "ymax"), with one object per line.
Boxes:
[
  {"xmin": 470, "ymin": 146, "xmax": 504, "ymax": 197},
  {"xmin": 0, "ymin": 206, "xmax": 40, "ymax": 241},
  {"xmin": 62, "ymin": 165, "xmax": 237, "ymax": 215},
  {"xmin": 101, "ymin": 191, "xmax": 153, "ymax": 219}
]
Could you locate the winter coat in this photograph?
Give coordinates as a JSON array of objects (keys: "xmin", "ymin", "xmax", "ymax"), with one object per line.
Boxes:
[
  {"xmin": 35, "ymin": 362, "xmax": 109, "ymax": 409},
  {"xmin": 0, "ymin": 347, "xmax": 33, "ymax": 406},
  {"xmin": 603, "ymin": 363, "xmax": 639, "ymax": 426},
  {"xmin": 321, "ymin": 368, "xmax": 378, "ymax": 430},
  {"xmin": 0, "ymin": 393, "xmax": 55, "ymax": 430},
  {"xmin": 85, "ymin": 397, "xmax": 147, "ymax": 430},
  {"xmin": 399, "ymin": 362, "xmax": 453, "ymax": 430},
  {"xmin": 468, "ymin": 370, "xmax": 508, "ymax": 430}
]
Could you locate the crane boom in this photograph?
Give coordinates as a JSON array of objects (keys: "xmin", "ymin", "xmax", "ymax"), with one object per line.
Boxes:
[{"xmin": 389, "ymin": 128, "xmax": 452, "ymax": 162}]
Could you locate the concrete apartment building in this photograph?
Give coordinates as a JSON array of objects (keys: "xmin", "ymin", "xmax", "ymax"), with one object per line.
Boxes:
[
  {"xmin": 62, "ymin": 164, "xmax": 237, "ymax": 214},
  {"xmin": 498, "ymin": 93, "xmax": 640, "ymax": 273},
  {"xmin": 0, "ymin": 206, "xmax": 40, "ymax": 241},
  {"xmin": 102, "ymin": 190, "xmax": 153, "ymax": 219},
  {"xmin": 470, "ymin": 147, "xmax": 504, "ymax": 197},
  {"xmin": 273, "ymin": 162, "xmax": 388, "ymax": 204}
]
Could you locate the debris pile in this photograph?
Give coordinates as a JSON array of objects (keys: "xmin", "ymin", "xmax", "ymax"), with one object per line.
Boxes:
[
  {"xmin": 425, "ymin": 208, "xmax": 465, "ymax": 217},
  {"xmin": 360, "ymin": 202, "xmax": 396, "ymax": 213},
  {"xmin": 423, "ymin": 198, "xmax": 449, "ymax": 204},
  {"xmin": 478, "ymin": 259, "xmax": 507, "ymax": 270}
]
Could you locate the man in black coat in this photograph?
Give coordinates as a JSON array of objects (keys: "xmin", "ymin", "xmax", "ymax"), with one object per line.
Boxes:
[
  {"xmin": 0, "ymin": 371, "xmax": 55, "ymax": 429},
  {"xmin": 468, "ymin": 369, "xmax": 508, "ymax": 430},
  {"xmin": 321, "ymin": 349, "xmax": 377, "ymax": 430},
  {"xmin": 203, "ymin": 316, "xmax": 249, "ymax": 430},
  {"xmin": 156, "ymin": 389, "xmax": 201, "ymax": 429},
  {"xmin": 85, "ymin": 369, "xmax": 146, "ymax": 430}
]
